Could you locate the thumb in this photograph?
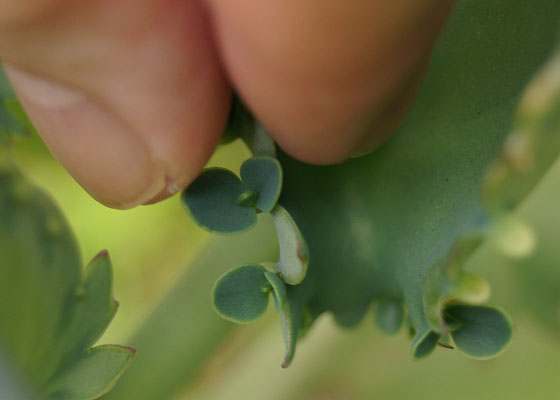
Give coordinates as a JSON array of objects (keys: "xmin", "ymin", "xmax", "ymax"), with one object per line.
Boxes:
[{"xmin": 2, "ymin": 0, "xmax": 230, "ymax": 209}]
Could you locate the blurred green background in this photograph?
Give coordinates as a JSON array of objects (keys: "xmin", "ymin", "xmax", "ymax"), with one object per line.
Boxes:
[{"xmin": 8, "ymin": 129, "xmax": 560, "ymax": 400}]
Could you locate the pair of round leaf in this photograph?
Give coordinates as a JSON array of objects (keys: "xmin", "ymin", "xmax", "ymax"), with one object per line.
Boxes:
[
  {"xmin": 213, "ymin": 265, "xmax": 287, "ymax": 323},
  {"xmin": 411, "ymin": 304, "xmax": 512, "ymax": 360},
  {"xmin": 182, "ymin": 156, "xmax": 282, "ymax": 234}
]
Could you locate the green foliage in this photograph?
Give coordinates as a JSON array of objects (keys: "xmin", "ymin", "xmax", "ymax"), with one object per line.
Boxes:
[
  {"xmin": 182, "ymin": 168, "xmax": 258, "ymax": 234},
  {"xmin": 240, "ymin": 156, "xmax": 283, "ymax": 212},
  {"xmin": 271, "ymin": 0, "xmax": 560, "ymax": 366},
  {"xmin": 445, "ymin": 304, "xmax": 512, "ymax": 359},
  {"xmin": 213, "ymin": 264, "xmax": 273, "ymax": 323},
  {"xmin": 0, "ymin": 155, "xmax": 134, "ymax": 399},
  {"xmin": 183, "ymin": 0, "xmax": 560, "ymax": 369}
]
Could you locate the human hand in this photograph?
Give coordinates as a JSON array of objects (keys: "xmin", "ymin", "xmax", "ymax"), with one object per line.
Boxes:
[{"xmin": 0, "ymin": 0, "xmax": 454, "ymax": 208}]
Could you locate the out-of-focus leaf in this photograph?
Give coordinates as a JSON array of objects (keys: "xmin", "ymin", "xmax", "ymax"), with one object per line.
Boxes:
[{"xmin": 0, "ymin": 156, "xmax": 134, "ymax": 399}]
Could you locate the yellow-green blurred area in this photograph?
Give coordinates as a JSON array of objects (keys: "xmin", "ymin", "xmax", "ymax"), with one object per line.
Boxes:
[{"xmin": 8, "ymin": 130, "xmax": 560, "ymax": 400}]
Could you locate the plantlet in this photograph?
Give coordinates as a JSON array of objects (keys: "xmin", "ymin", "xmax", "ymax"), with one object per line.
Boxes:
[
  {"xmin": 1, "ymin": 0, "xmax": 560, "ymax": 398},
  {"xmin": 180, "ymin": 0, "xmax": 560, "ymax": 369}
]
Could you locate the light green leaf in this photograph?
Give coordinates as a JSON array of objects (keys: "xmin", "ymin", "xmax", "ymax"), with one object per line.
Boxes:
[
  {"xmin": 271, "ymin": 205, "xmax": 309, "ymax": 285},
  {"xmin": 447, "ymin": 304, "xmax": 513, "ymax": 359},
  {"xmin": 0, "ymin": 158, "xmax": 133, "ymax": 398},
  {"xmin": 240, "ymin": 156, "xmax": 283, "ymax": 212},
  {"xmin": 182, "ymin": 168, "xmax": 257, "ymax": 234},
  {"xmin": 213, "ymin": 265, "xmax": 270, "ymax": 323},
  {"xmin": 44, "ymin": 345, "xmax": 134, "ymax": 400}
]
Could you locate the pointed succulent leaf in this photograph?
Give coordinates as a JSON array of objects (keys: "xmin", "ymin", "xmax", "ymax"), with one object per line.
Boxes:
[
  {"xmin": 411, "ymin": 324, "xmax": 440, "ymax": 360},
  {"xmin": 44, "ymin": 345, "xmax": 135, "ymax": 400},
  {"xmin": 182, "ymin": 168, "xmax": 257, "ymax": 234},
  {"xmin": 447, "ymin": 304, "xmax": 513, "ymax": 359},
  {"xmin": 240, "ymin": 156, "xmax": 283, "ymax": 212},
  {"xmin": 374, "ymin": 299, "xmax": 405, "ymax": 335},
  {"xmin": 271, "ymin": 205, "xmax": 309, "ymax": 285},
  {"xmin": 264, "ymin": 271, "xmax": 287, "ymax": 311},
  {"xmin": 55, "ymin": 251, "xmax": 119, "ymax": 366},
  {"xmin": 0, "ymin": 159, "xmax": 133, "ymax": 398},
  {"xmin": 213, "ymin": 265, "xmax": 271, "ymax": 323}
]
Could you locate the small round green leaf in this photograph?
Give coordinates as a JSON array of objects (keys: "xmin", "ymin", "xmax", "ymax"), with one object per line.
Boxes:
[
  {"xmin": 240, "ymin": 156, "xmax": 283, "ymax": 212},
  {"xmin": 264, "ymin": 271, "xmax": 286, "ymax": 311},
  {"xmin": 182, "ymin": 168, "xmax": 257, "ymax": 234},
  {"xmin": 411, "ymin": 324, "xmax": 440, "ymax": 360},
  {"xmin": 212, "ymin": 265, "xmax": 270, "ymax": 323},
  {"xmin": 375, "ymin": 299, "xmax": 405, "ymax": 335},
  {"xmin": 447, "ymin": 304, "xmax": 513, "ymax": 359},
  {"xmin": 271, "ymin": 205, "xmax": 309, "ymax": 285}
]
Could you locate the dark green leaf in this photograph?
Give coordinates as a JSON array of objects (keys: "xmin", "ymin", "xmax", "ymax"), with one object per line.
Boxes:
[
  {"xmin": 375, "ymin": 299, "xmax": 405, "ymax": 335},
  {"xmin": 182, "ymin": 168, "xmax": 257, "ymax": 234},
  {"xmin": 212, "ymin": 265, "xmax": 270, "ymax": 323},
  {"xmin": 240, "ymin": 156, "xmax": 283, "ymax": 212},
  {"xmin": 411, "ymin": 324, "xmax": 440, "ymax": 360},
  {"xmin": 447, "ymin": 304, "xmax": 513, "ymax": 359}
]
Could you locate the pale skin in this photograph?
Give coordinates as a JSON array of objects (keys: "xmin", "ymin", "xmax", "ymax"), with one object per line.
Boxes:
[{"xmin": 0, "ymin": 0, "xmax": 454, "ymax": 208}]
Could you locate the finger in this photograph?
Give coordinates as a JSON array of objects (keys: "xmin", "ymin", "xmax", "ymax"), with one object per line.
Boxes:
[
  {"xmin": 1, "ymin": 0, "xmax": 230, "ymax": 208},
  {"xmin": 205, "ymin": 0, "xmax": 454, "ymax": 164}
]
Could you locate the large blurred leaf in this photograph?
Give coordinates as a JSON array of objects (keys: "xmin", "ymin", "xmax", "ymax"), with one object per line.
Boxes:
[
  {"xmin": 275, "ymin": 0, "xmax": 560, "ymax": 364},
  {"xmin": 0, "ymin": 155, "xmax": 134, "ymax": 399}
]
